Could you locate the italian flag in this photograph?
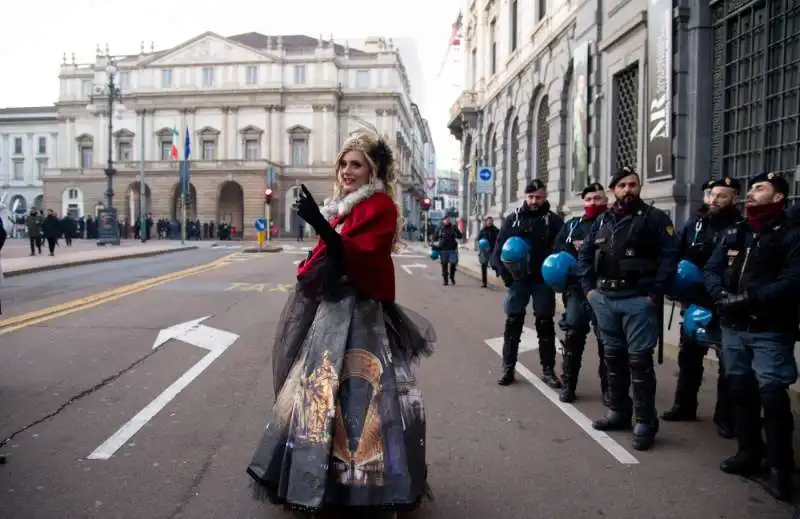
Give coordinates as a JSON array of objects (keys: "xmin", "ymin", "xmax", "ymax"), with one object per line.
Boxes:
[{"xmin": 170, "ymin": 126, "xmax": 180, "ymax": 160}]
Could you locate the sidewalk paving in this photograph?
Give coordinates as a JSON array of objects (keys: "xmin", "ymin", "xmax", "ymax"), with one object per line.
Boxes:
[{"xmin": 0, "ymin": 240, "xmax": 202, "ymax": 277}]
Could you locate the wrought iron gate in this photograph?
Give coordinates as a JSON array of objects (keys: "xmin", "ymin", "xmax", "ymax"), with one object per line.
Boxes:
[{"xmin": 710, "ymin": 0, "xmax": 800, "ymax": 200}]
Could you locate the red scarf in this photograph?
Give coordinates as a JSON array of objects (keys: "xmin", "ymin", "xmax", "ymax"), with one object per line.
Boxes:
[
  {"xmin": 584, "ymin": 204, "xmax": 607, "ymax": 219},
  {"xmin": 746, "ymin": 201, "xmax": 784, "ymax": 232}
]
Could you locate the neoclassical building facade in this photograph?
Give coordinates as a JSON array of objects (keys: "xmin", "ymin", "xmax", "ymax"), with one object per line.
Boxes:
[
  {"xmin": 449, "ymin": 0, "xmax": 799, "ymax": 238},
  {"xmin": 43, "ymin": 31, "xmax": 432, "ymax": 237}
]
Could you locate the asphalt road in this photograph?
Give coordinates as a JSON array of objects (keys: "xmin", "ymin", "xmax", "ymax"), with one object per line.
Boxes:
[{"xmin": 0, "ymin": 248, "xmax": 796, "ymax": 518}]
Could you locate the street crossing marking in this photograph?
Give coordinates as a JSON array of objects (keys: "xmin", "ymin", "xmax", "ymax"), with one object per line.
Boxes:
[{"xmin": 484, "ymin": 335, "xmax": 640, "ymax": 466}]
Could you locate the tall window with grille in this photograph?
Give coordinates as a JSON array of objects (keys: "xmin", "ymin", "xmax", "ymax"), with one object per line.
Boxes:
[
  {"xmin": 711, "ymin": 0, "xmax": 799, "ymax": 200},
  {"xmin": 508, "ymin": 118, "xmax": 520, "ymax": 201},
  {"xmin": 490, "ymin": 134, "xmax": 498, "ymax": 208},
  {"xmin": 612, "ymin": 65, "xmax": 640, "ymax": 171},
  {"xmin": 536, "ymin": 97, "xmax": 551, "ymax": 184},
  {"xmin": 510, "ymin": 0, "xmax": 519, "ymax": 53}
]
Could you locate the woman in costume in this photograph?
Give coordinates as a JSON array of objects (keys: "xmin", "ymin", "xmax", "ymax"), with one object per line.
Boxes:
[{"xmin": 247, "ymin": 132, "xmax": 435, "ymax": 517}]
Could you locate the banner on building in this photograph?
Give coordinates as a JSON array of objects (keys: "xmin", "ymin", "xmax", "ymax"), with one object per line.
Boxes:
[
  {"xmin": 646, "ymin": 0, "xmax": 673, "ymax": 181},
  {"xmin": 572, "ymin": 41, "xmax": 591, "ymax": 192},
  {"xmin": 436, "ymin": 178, "xmax": 460, "ymax": 196}
]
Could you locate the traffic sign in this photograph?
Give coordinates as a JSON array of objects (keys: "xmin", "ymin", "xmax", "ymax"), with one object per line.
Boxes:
[
  {"xmin": 476, "ymin": 167, "xmax": 494, "ymax": 194},
  {"xmin": 254, "ymin": 218, "xmax": 267, "ymax": 231}
]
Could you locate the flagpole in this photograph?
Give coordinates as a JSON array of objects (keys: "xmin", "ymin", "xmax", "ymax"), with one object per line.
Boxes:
[{"xmin": 180, "ymin": 160, "xmax": 186, "ymax": 245}]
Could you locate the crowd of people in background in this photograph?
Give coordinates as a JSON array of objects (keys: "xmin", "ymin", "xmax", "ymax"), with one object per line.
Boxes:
[{"xmin": 6, "ymin": 209, "xmax": 241, "ymax": 257}]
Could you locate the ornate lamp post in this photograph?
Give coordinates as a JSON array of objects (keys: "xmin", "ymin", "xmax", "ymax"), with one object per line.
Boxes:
[{"xmin": 86, "ymin": 56, "xmax": 126, "ymax": 245}]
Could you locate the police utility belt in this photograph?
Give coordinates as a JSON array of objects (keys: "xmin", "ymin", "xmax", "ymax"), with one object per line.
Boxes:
[{"xmin": 595, "ymin": 257, "xmax": 659, "ymax": 291}]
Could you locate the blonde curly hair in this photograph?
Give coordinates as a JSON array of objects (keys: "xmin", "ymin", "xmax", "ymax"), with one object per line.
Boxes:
[{"xmin": 333, "ymin": 132, "xmax": 404, "ymax": 251}]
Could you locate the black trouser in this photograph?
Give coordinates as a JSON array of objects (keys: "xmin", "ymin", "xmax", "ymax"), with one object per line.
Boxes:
[
  {"xmin": 672, "ymin": 331, "xmax": 733, "ymax": 427},
  {"xmin": 480, "ymin": 263, "xmax": 488, "ymax": 285},
  {"xmin": 46, "ymin": 237, "xmax": 57, "ymax": 254},
  {"xmin": 65, "ymin": 234, "xmax": 73, "ymax": 246},
  {"xmin": 29, "ymin": 236, "xmax": 41, "ymax": 254}
]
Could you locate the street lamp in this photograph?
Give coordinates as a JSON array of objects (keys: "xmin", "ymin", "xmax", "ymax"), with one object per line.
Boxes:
[{"xmin": 87, "ymin": 57, "xmax": 126, "ymax": 245}]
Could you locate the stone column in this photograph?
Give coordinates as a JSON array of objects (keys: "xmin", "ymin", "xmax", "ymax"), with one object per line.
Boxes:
[
  {"xmin": 50, "ymin": 131, "xmax": 59, "ymax": 175},
  {"xmin": 515, "ymin": 117, "xmax": 530, "ymax": 203},
  {"xmin": 231, "ymin": 107, "xmax": 239, "ymax": 159},
  {"xmin": 263, "ymin": 106, "xmax": 272, "ymax": 159},
  {"xmin": 272, "ymin": 106, "xmax": 284, "ymax": 164},
  {"xmin": 27, "ymin": 132, "xmax": 35, "ymax": 182},
  {"xmin": 221, "ymin": 107, "xmax": 229, "ymax": 160}
]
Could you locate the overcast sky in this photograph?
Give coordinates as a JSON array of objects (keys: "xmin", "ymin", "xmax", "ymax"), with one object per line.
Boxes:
[{"xmin": 0, "ymin": 0, "xmax": 463, "ymax": 171}]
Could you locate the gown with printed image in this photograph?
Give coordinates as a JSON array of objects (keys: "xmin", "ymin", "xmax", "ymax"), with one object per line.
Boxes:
[{"xmin": 246, "ymin": 184, "xmax": 435, "ymax": 513}]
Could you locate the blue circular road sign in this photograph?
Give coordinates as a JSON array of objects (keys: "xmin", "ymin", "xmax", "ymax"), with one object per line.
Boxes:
[
  {"xmin": 478, "ymin": 167, "xmax": 492, "ymax": 181},
  {"xmin": 254, "ymin": 218, "xmax": 267, "ymax": 231}
]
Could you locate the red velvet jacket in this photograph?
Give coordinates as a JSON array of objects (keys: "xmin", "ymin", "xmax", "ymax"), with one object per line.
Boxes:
[{"xmin": 297, "ymin": 192, "xmax": 397, "ymax": 301}]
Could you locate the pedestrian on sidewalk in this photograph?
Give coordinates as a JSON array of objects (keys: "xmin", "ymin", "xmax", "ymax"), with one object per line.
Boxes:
[
  {"xmin": 25, "ymin": 208, "xmax": 43, "ymax": 256},
  {"xmin": 247, "ymin": 131, "xmax": 435, "ymax": 517},
  {"xmin": 433, "ymin": 216, "xmax": 462, "ymax": 286},
  {"xmin": 477, "ymin": 216, "xmax": 499, "ymax": 287},
  {"xmin": 494, "ymin": 179, "xmax": 564, "ymax": 388},
  {"xmin": 43, "ymin": 210, "xmax": 61, "ymax": 256}
]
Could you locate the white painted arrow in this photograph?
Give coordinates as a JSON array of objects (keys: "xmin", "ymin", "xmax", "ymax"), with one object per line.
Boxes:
[
  {"xmin": 400, "ymin": 263, "xmax": 428, "ymax": 275},
  {"xmin": 88, "ymin": 316, "xmax": 239, "ymax": 460}
]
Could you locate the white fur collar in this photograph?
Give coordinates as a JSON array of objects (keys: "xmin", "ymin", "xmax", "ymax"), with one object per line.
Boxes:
[{"xmin": 320, "ymin": 181, "xmax": 385, "ymax": 221}]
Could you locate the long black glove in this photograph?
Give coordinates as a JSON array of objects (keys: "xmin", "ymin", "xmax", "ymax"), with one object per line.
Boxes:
[
  {"xmin": 296, "ymin": 184, "xmax": 344, "ymax": 263},
  {"xmin": 715, "ymin": 291, "xmax": 750, "ymax": 316}
]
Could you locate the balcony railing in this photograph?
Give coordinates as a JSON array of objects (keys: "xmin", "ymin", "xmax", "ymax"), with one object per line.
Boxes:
[{"xmin": 43, "ymin": 159, "xmax": 283, "ymax": 178}]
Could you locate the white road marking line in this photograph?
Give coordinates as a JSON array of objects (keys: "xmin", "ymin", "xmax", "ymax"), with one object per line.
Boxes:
[{"xmin": 484, "ymin": 339, "xmax": 640, "ymax": 465}]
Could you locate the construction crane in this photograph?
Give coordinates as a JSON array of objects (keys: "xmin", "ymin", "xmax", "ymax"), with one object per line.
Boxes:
[{"xmin": 436, "ymin": 10, "xmax": 463, "ymax": 85}]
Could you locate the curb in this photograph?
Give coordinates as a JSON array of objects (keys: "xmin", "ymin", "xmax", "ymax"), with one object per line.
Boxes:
[{"xmin": 2, "ymin": 246, "xmax": 199, "ymax": 278}]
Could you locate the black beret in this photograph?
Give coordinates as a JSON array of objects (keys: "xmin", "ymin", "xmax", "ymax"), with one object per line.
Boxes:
[
  {"xmin": 703, "ymin": 176, "xmax": 741, "ymax": 192},
  {"xmin": 608, "ymin": 166, "xmax": 638, "ymax": 189},
  {"xmin": 525, "ymin": 179, "xmax": 546, "ymax": 193},
  {"xmin": 581, "ymin": 182, "xmax": 605, "ymax": 199},
  {"xmin": 750, "ymin": 172, "xmax": 789, "ymax": 195}
]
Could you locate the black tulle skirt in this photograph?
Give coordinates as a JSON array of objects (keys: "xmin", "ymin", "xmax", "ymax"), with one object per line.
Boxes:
[{"xmin": 247, "ymin": 258, "xmax": 435, "ymax": 513}]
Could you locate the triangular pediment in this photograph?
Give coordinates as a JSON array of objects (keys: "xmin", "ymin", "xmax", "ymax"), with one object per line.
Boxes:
[{"xmin": 142, "ymin": 31, "xmax": 276, "ymax": 67}]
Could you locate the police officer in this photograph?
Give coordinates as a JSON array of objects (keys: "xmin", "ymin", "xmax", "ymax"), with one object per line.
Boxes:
[
  {"xmin": 661, "ymin": 177, "xmax": 742, "ymax": 439},
  {"xmin": 704, "ymin": 172, "xmax": 800, "ymax": 501},
  {"xmin": 493, "ymin": 179, "xmax": 564, "ymax": 387},
  {"xmin": 553, "ymin": 182, "xmax": 609, "ymax": 404},
  {"xmin": 576, "ymin": 167, "xmax": 679, "ymax": 451},
  {"xmin": 477, "ymin": 216, "xmax": 500, "ymax": 288}
]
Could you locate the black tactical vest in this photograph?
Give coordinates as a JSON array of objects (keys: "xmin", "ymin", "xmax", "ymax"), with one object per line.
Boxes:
[{"xmin": 593, "ymin": 207, "xmax": 659, "ymax": 279}]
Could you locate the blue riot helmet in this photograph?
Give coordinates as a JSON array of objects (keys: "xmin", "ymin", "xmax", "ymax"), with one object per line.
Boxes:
[
  {"xmin": 430, "ymin": 248, "xmax": 439, "ymax": 260},
  {"xmin": 478, "ymin": 238, "xmax": 491, "ymax": 250},
  {"xmin": 500, "ymin": 237, "xmax": 531, "ymax": 280},
  {"xmin": 670, "ymin": 259, "xmax": 704, "ymax": 297},
  {"xmin": 541, "ymin": 251, "xmax": 577, "ymax": 293},
  {"xmin": 682, "ymin": 304, "xmax": 714, "ymax": 339}
]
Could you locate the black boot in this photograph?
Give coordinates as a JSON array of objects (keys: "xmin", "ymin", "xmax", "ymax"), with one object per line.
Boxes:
[
  {"xmin": 720, "ymin": 375, "xmax": 764, "ymax": 475},
  {"xmin": 498, "ymin": 314, "xmax": 525, "ymax": 385},
  {"xmin": 559, "ymin": 333, "xmax": 585, "ymax": 403},
  {"xmin": 449, "ymin": 263, "xmax": 457, "ymax": 285},
  {"xmin": 630, "ymin": 352, "xmax": 659, "ymax": 451},
  {"xmin": 713, "ymin": 360, "xmax": 735, "ymax": 439},
  {"xmin": 761, "ymin": 388, "xmax": 794, "ymax": 502},
  {"xmin": 593, "ymin": 350, "xmax": 632, "ymax": 431},
  {"xmin": 441, "ymin": 262, "xmax": 449, "ymax": 286},
  {"xmin": 535, "ymin": 317, "xmax": 562, "ymax": 389},
  {"xmin": 597, "ymin": 338, "xmax": 611, "ymax": 407},
  {"xmin": 661, "ymin": 335, "xmax": 703, "ymax": 421}
]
